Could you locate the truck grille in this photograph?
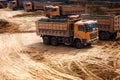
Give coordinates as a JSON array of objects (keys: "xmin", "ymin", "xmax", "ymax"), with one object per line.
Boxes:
[{"xmin": 90, "ymin": 32, "xmax": 97, "ymax": 39}]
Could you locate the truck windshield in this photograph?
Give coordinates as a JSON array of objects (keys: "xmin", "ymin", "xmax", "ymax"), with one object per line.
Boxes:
[
  {"xmin": 86, "ymin": 23, "xmax": 98, "ymax": 32},
  {"xmin": 10, "ymin": 1, "xmax": 15, "ymax": 4}
]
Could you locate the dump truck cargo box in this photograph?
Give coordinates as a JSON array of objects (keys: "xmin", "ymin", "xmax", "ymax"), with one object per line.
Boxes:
[
  {"xmin": 33, "ymin": 1, "xmax": 46, "ymax": 10},
  {"xmin": 114, "ymin": 15, "xmax": 120, "ymax": 31},
  {"xmin": 61, "ymin": 5, "xmax": 86, "ymax": 15},
  {"xmin": 36, "ymin": 19, "xmax": 71, "ymax": 37}
]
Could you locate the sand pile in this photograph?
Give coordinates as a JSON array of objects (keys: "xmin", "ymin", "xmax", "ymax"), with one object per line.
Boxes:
[
  {"xmin": 13, "ymin": 11, "xmax": 44, "ymax": 17},
  {"xmin": 0, "ymin": 19, "xmax": 19, "ymax": 33},
  {"xmin": 21, "ymin": 48, "xmax": 45, "ymax": 61}
]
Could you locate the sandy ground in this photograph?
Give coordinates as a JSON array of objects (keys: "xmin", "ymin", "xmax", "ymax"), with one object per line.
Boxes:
[
  {"xmin": 0, "ymin": 9, "xmax": 120, "ymax": 80},
  {"xmin": 0, "ymin": 9, "xmax": 46, "ymax": 32}
]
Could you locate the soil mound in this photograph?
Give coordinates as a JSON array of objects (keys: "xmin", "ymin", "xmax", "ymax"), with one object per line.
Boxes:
[
  {"xmin": 0, "ymin": 19, "xmax": 19, "ymax": 33},
  {"xmin": 13, "ymin": 11, "xmax": 44, "ymax": 17}
]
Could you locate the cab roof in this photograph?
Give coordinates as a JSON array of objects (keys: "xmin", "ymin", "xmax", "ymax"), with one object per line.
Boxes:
[
  {"xmin": 81, "ymin": 14, "xmax": 112, "ymax": 19},
  {"xmin": 24, "ymin": 1, "xmax": 31, "ymax": 4},
  {"xmin": 62, "ymin": 5, "xmax": 84, "ymax": 8},
  {"xmin": 45, "ymin": 5, "xmax": 59, "ymax": 8},
  {"xmin": 75, "ymin": 20, "xmax": 97, "ymax": 25}
]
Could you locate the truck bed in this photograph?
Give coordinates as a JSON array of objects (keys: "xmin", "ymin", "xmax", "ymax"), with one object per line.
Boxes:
[
  {"xmin": 36, "ymin": 19, "xmax": 71, "ymax": 37},
  {"xmin": 33, "ymin": 1, "xmax": 46, "ymax": 10},
  {"xmin": 61, "ymin": 5, "xmax": 86, "ymax": 15},
  {"xmin": 114, "ymin": 15, "xmax": 120, "ymax": 31}
]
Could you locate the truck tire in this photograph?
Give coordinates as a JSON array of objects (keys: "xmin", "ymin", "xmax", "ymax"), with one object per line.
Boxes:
[
  {"xmin": 12, "ymin": 7, "xmax": 17, "ymax": 10},
  {"xmin": 51, "ymin": 37, "xmax": 58, "ymax": 46},
  {"xmin": 75, "ymin": 39, "xmax": 84, "ymax": 49},
  {"xmin": 87, "ymin": 43, "xmax": 91, "ymax": 46},
  {"xmin": 43, "ymin": 36, "xmax": 50, "ymax": 45},
  {"xmin": 0, "ymin": 5, "xmax": 2, "ymax": 8},
  {"xmin": 99, "ymin": 32, "xmax": 110, "ymax": 40},
  {"xmin": 110, "ymin": 32, "xmax": 117, "ymax": 40}
]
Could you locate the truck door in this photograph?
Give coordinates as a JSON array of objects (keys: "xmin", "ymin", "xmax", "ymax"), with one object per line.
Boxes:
[{"xmin": 74, "ymin": 24, "xmax": 85, "ymax": 40}]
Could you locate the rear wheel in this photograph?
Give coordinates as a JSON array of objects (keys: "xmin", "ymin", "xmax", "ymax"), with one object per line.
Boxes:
[
  {"xmin": 75, "ymin": 39, "xmax": 84, "ymax": 49},
  {"xmin": 43, "ymin": 36, "xmax": 50, "ymax": 45},
  {"xmin": 110, "ymin": 32, "xmax": 117, "ymax": 40},
  {"xmin": 51, "ymin": 37, "xmax": 58, "ymax": 46},
  {"xmin": 99, "ymin": 31, "xmax": 110, "ymax": 40},
  {"xmin": 12, "ymin": 7, "xmax": 17, "ymax": 10}
]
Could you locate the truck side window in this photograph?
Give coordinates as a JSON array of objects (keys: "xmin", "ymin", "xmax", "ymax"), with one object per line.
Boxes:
[{"xmin": 78, "ymin": 26, "xmax": 84, "ymax": 31}]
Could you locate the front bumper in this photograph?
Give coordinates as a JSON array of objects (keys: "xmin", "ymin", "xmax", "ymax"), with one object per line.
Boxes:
[{"xmin": 86, "ymin": 37, "xmax": 98, "ymax": 44}]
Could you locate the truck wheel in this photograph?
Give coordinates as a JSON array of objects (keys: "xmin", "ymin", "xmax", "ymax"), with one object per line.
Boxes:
[
  {"xmin": 99, "ymin": 32, "xmax": 110, "ymax": 40},
  {"xmin": 12, "ymin": 7, "xmax": 17, "ymax": 10},
  {"xmin": 87, "ymin": 43, "xmax": 91, "ymax": 46},
  {"xmin": 51, "ymin": 37, "xmax": 58, "ymax": 46},
  {"xmin": 75, "ymin": 39, "xmax": 84, "ymax": 49},
  {"xmin": 0, "ymin": 5, "xmax": 2, "ymax": 8},
  {"xmin": 43, "ymin": 36, "xmax": 50, "ymax": 45},
  {"xmin": 110, "ymin": 32, "xmax": 117, "ymax": 40}
]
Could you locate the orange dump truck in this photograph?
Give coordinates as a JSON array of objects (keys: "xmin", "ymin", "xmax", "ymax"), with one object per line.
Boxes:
[
  {"xmin": 0, "ymin": 0, "xmax": 7, "ymax": 8},
  {"xmin": 44, "ymin": 5, "xmax": 87, "ymax": 18},
  {"xmin": 35, "ymin": 18, "xmax": 98, "ymax": 48},
  {"xmin": 23, "ymin": 1, "xmax": 63, "ymax": 12},
  {"xmin": 23, "ymin": 1, "xmax": 47, "ymax": 11},
  {"xmin": 81, "ymin": 14, "xmax": 120, "ymax": 40}
]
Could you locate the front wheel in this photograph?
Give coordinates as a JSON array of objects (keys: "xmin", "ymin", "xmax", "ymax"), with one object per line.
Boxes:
[
  {"xmin": 12, "ymin": 7, "xmax": 17, "ymax": 10},
  {"xmin": 75, "ymin": 40, "xmax": 84, "ymax": 49},
  {"xmin": 86, "ymin": 43, "xmax": 91, "ymax": 46}
]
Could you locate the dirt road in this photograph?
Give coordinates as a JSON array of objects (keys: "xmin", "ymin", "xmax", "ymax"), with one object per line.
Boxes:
[{"xmin": 0, "ymin": 9, "xmax": 120, "ymax": 80}]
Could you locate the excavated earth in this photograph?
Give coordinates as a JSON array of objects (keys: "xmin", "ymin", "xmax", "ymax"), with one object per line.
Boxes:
[{"xmin": 0, "ymin": 9, "xmax": 120, "ymax": 80}]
